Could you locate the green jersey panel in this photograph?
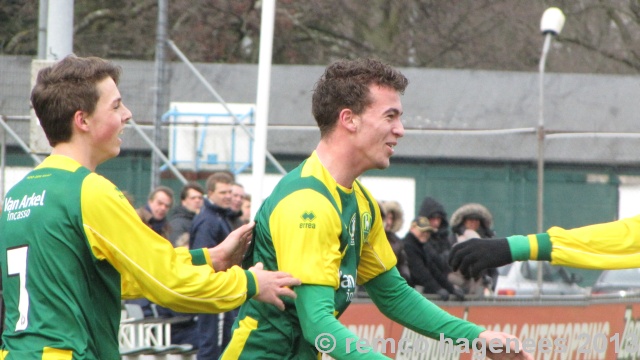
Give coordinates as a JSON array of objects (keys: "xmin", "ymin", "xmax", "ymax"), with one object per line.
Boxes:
[
  {"xmin": 1, "ymin": 164, "xmax": 120, "ymax": 359},
  {"xmin": 227, "ymin": 151, "xmax": 396, "ymax": 359}
]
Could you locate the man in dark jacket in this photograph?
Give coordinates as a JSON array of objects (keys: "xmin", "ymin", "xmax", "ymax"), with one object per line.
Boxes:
[
  {"xmin": 404, "ymin": 217, "xmax": 464, "ymax": 301},
  {"xmin": 418, "ymin": 196, "xmax": 452, "ymax": 266},
  {"xmin": 168, "ymin": 182, "xmax": 205, "ymax": 247},
  {"xmin": 190, "ymin": 172, "xmax": 237, "ymax": 359}
]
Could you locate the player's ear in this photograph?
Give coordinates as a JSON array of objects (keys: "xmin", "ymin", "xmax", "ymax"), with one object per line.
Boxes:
[
  {"xmin": 338, "ymin": 108, "xmax": 358, "ymax": 133},
  {"xmin": 73, "ymin": 110, "xmax": 90, "ymax": 131}
]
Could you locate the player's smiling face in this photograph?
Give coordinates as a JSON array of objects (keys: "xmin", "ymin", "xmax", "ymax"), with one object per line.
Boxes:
[
  {"xmin": 353, "ymin": 85, "xmax": 404, "ymax": 171},
  {"xmin": 85, "ymin": 77, "xmax": 132, "ymax": 163}
]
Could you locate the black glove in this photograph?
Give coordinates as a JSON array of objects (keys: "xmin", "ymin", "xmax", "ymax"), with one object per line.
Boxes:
[
  {"xmin": 436, "ymin": 288, "xmax": 450, "ymax": 301},
  {"xmin": 452, "ymin": 288, "xmax": 465, "ymax": 301},
  {"xmin": 449, "ymin": 238, "xmax": 512, "ymax": 279}
]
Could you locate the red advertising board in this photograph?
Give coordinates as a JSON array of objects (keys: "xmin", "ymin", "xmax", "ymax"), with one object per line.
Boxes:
[{"xmin": 334, "ymin": 299, "xmax": 640, "ymax": 360}]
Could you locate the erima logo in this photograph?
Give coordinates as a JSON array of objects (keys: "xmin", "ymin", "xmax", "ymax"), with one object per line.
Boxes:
[{"xmin": 300, "ymin": 211, "xmax": 316, "ymax": 229}]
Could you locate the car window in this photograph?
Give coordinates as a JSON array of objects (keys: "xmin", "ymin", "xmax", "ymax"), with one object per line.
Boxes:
[
  {"xmin": 520, "ymin": 261, "xmax": 565, "ymax": 282},
  {"xmin": 599, "ymin": 268, "xmax": 640, "ymax": 286}
]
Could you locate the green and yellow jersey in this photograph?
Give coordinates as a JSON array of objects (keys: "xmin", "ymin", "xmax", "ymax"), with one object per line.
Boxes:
[
  {"xmin": 0, "ymin": 155, "xmax": 256, "ymax": 360},
  {"xmin": 222, "ymin": 152, "xmax": 483, "ymax": 359},
  {"xmin": 508, "ymin": 216, "xmax": 640, "ymax": 269}
]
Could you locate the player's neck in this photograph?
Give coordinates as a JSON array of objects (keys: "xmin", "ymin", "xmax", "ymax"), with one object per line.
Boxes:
[
  {"xmin": 51, "ymin": 142, "xmax": 101, "ymax": 172},
  {"xmin": 315, "ymin": 141, "xmax": 362, "ymax": 189}
]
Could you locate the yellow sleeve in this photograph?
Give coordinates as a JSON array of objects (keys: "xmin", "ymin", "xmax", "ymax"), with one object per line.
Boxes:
[
  {"xmin": 270, "ymin": 189, "xmax": 343, "ymax": 288},
  {"xmin": 81, "ymin": 173, "xmax": 251, "ymax": 313},
  {"xmin": 548, "ymin": 216, "xmax": 640, "ymax": 269},
  {"xmin": 356, "ymin": 188, "xmax": 397, "ymax": 284}
]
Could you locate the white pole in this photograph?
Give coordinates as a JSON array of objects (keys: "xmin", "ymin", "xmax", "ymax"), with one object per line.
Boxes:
[
  {"xmin": 37, "ymin": 0, "xmax": 48, "ymax": 59},
  {"xmin": 250, "ymin": 0, "xmax": 276, "ymax": 219},
  {"xmin": 46, "ymin": 0, "xmax": 73, "ymax": 60},
  {"xmin": 535, "ymin": 7, "xmax": 565, "ymax": 298},
  {"xmin": 152, "ymin": 0, "xmax": 168, "ymax": 190},
  {"xmin": 537, "ymin": 33, "xmax": 551, "ymax": 235}
]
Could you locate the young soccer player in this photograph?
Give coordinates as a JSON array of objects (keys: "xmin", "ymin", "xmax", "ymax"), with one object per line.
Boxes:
[
  {"xmin": 221, "ymin": 58, "xmax": 532, "ymax": 360},
  {"xmin": 0, "ymin": 55, "xmax": 300, "ymax": 359}
]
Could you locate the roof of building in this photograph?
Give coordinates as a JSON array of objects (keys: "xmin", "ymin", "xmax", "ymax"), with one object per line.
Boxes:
[{"xmin": 2, "ymin": 55, "xmax": 640, "ymax": 164}]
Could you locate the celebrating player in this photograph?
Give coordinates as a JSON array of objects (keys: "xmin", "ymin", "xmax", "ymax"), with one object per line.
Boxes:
[
  {"xmin": 0, "ymin": 55, "xmax": 300, "ymax": 359},
  {"xmin": 220, "ymin": 58, "xmax": 532, "ymax": 360}
]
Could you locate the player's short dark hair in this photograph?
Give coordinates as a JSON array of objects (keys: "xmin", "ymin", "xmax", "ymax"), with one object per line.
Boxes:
[
  {"xmin": 311, "ymin": 58, "xmax": 408, "ymax": 138},
  {"xmin": 30, "ymin": 55, "xmax": 122, "ymax": 146}
]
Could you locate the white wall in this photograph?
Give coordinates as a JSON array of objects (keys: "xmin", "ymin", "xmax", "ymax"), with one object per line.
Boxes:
[
  {"xmin": 618, "ymin": 182, "xmax": 640, "ymax": 220},
  {"xmin": 1, "ymin": 167, "xmax": 32, "ymax": 200}
]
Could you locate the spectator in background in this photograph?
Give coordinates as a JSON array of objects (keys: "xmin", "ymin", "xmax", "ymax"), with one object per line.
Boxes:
[
  {"xmin": 136, "ymin": 186, "xmax": 174, "ymax": 239},
  {"xmin": 229, "ymin": 182, "xmax": 246, "ymax": 229},
  {"xmin": 404, "ymin": 217, "xmax": 464, "ymax": 301},
  {"xmin": 240, "ymin": 193, "xmax": 252, "ymax": 224},
  {"xmin": 380, "ymin": 200, "xmax": 411, "ymax": 283},
  {"xmin": 190, "ymin": 172, "xmax": 237, "ymax": 359},
  {"xmin": 168, "ymin": 182, "xmax": 205, "ymax": 247},
  {"xmin": 448, "ymin": 203, "xmax": 499, "ymax": 297},
  {"xmin": 418, "ymin": 196, "xmax": 452, "ymax": 266}
]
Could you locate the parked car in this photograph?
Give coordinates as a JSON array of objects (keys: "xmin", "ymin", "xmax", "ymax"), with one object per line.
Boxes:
[
  {"xmin": 494, "ymin": 261, "xmax": 587, "ymax": 297},
  {"xmin": 591, "ymin": 268, "xmax": 640, "ymax": 297}
]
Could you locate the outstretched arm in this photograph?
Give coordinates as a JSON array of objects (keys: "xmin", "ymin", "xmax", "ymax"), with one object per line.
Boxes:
[
  {"xmin": 296, "ymin": 285, "xmax": 389, "ymax": 359},
  {"xmin": 365, "ymin": 267, "xmax": 482, "ymax": 340},
  {"xmin": 364, "ymin": 267, "xmax": 532, "ymax": 360},
  {"xmin": 450, "ymin": 215, "xmax": 640, "ymax": 278}
]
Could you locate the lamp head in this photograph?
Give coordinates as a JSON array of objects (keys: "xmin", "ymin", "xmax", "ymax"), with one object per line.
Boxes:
[{"xmin": 540, "ymin": 7, "xmax": 565, "ymax": 36}]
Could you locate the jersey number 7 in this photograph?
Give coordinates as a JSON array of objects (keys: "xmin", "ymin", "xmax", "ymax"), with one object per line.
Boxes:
[{"xmin": 7, "ymin": 245, "xmax": 30, "ymax": 331}]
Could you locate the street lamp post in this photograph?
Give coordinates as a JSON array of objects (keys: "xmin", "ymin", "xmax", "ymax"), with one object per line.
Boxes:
[{"xmin": 536, "ymin": 7, "xmax": 565, "ymax": 297}]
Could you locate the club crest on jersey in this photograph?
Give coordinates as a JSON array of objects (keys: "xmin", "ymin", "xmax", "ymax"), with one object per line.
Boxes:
[
  {"xmin": 361, "ymin": 212, "xmax": 372, "ymax": 241},
  {"xmin": 299, "ymin": 211, "xmax": 316, "ymax": 229},
  {"xmin": 348, "ymin": 213, "xmax": 356, "ymax": 246}
]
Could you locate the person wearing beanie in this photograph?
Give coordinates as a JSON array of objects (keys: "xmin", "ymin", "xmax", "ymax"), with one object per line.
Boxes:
[{"xmin": 418, "ymin": 196, "xmax": 452, "ymax": 265}]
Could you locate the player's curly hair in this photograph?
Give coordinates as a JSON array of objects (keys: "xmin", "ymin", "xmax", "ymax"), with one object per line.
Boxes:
[{"xmin": 311, "ymin": 58, "xmax": 408, "ymax": 138}]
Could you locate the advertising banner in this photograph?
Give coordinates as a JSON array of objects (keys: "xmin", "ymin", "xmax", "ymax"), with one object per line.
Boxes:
[{"xmin": 333, "ymin": 300, "xmax": 640, "ymax": 360}]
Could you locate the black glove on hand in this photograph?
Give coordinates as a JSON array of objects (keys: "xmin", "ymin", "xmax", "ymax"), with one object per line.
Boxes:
[
  {"xmin": 436, "ymin": 288, "xmax": 450, "ymax": 301},
  {"xmin": 449, "ymin": 238, "xmax": 512, "ymax": 279}
]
